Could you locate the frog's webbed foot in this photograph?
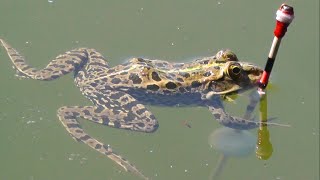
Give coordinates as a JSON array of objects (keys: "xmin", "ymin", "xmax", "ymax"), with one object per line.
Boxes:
[{"xmin": 57, "ymin": 105, "xmax": 151, "ymax": 180}]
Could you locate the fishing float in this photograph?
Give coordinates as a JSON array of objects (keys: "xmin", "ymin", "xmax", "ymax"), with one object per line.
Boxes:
[{"xmin": 258, "ymin": 4, "xmax": 295, "ymax": 94}]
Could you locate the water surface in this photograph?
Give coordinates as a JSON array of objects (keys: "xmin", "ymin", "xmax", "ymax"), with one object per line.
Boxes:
[{"xmin": 0, "ymin": 0, "xmax": 318, "ymax": 180}]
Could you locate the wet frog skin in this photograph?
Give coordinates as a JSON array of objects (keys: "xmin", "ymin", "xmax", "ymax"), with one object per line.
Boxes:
[{"xmin": 1, "ymin": 39, "xmax": 263, "ymax": 179}]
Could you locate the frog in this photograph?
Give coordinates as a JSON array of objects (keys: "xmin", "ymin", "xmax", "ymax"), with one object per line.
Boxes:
[{"xmin": 1, "ymin": 38, "xmax": 265, "ymax": 179}]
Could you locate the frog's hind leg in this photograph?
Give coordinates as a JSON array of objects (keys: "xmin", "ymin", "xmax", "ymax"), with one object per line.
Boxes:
[
  {"xmin": 57, "ymin": 90, "xmax": 158, "ymax": 180},
  {"xmin": 0, "ymin": 39, "xmax": 108, "ymax": 80},
  {"xmin": 83, "ymin": 88, "xmax": 159, "ymax": 132},
  {"xmin": 57, "ymin": 106, "xmax": 151, "ymax": 180}
]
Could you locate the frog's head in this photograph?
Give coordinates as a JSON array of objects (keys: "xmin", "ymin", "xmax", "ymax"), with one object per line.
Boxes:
[{"xmin": 206, "ymin": 50, "xmax": 263, "ymax": 96}]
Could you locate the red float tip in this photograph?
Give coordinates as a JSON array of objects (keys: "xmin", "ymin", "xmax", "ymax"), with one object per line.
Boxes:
[{"xmin": 276, "ymin": 4, "xmax": 295, "ymax": 24}]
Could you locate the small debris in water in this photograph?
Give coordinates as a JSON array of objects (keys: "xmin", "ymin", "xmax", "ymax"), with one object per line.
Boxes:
[
  {"xmin": 182, "ymin": 120, "xmax": 191, "ymax": 128},
  {"xmin": 48, "ymin": 0, "xmax": 54, "ymax": 3},
  {"xmin": 26, "ymin": 120, "xmax": 36, "ymax": 124}
]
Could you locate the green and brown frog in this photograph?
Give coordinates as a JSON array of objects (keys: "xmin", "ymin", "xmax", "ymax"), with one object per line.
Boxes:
[{"xmin": 1, "ymin": 38, "xmax": 266, "ymax": 179}]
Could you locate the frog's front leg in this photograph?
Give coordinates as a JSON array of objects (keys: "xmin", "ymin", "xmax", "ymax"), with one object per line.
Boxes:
[{"xmin": 206, "ymin": 95, "xmax": 261, "ymax": 129}]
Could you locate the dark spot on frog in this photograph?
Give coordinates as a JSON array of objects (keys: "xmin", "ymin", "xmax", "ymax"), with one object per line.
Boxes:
[
  {"xmin": 129, "ymin": 73, "xmax": 142, "ymax": 84},
  {"xmin": 165, "ymin": 82, "xmax": 177, "ymax": 89},
  {"xmin": 90, "ymin": 82, "xmax": 98, "ymax": 87},
  {"xmin": 163, "ymin": 90, "xmax": 172, "ymax": 94},
  {"xmin": 179, "ymin": 87, "xmax": 186, "ymax": 93},
  {"xmin": 14, "ymin": 59, "xmax": 24, "ymax": 63},
  {"xmin": 95, "ymin": 144, "xmax": 102, "ymax": 149},
  {"xmin": 136, "ymin": 108, "xmax": 146, "ymax": 115},
  {"xmin": 151, "ymin": 72, "xmax": 161, "ymax": 81},
  {"xmin": 201, "ymin": 60, "xmax": 210, "ymax": 64},
  {"xmin": 137, "ymin": 122, "xmax": 145, "ymax": 128},
  {"xmin": 102, "ymin": 117, "xmax": 110, "ymax": 125},
  {"xmin": 72, "ymin": 112, "xmax": 80, "ymax": 116},
  {"xmin": 179, "ymin": 72, "xmax": 190, "ymax": 78},
  {"xmin": 203, "ymin": 71, "xmax": 212, "ymax": 77},
  {"xmin": 177, "ymin": 78, "xmax": 184, "ymax": 82},
  {"xmin": 79, "ymin": 135, "xmax": 91, "ymax": 141},
  {"xmin": 111, "ymin": 78, "xmax": 121, "ymax": 84},
  {"xmin": 214, "ymin": 113, "xmax": 221, "ymax": 119},
  {"xmin": 110, "ymin": 92, "xmax": 123, "ymax": 99},
  {"xmin": 82, "ymin": 109, "xmax": 91, "ymax": 116},
  {"xmin": 61, "ymin": 70, "xmax": 69, "ymax": 75},
  {"xmin": 66, "ymin": 123, "xmax": 80, "ymax": 128},
  {"xmin": 120, "ymin": 71, "xmax": 128, "ymax": 75},
  {"xmin": 147, "ymin": 84, "xmax": 160, "ymax": 91},
  {"xmin": 137, "ymin": 58, "xmax": 145, "ymax": 62},
  {"xmin": 94, "ymin": 106, "xmax": 104, "ymax": 113},
  {"xmin": 191, "ymin": 81, "xmax": 202, "ymax": 88},
  {"xmin": 113, "ymin": 121, "xmax": 121, "ymax": 128},
  {"xmin": 107, "ymin": 69, "xmax": 115, "ymax": 74}
]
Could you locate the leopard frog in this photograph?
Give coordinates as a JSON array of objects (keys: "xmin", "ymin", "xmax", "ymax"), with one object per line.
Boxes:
[{"xmin": 1, "ymin": 38, "xmax": 264, "ymax": 180}]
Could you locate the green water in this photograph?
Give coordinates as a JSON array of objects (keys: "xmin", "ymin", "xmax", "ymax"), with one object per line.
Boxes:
[{"xmin": 0, "ymin": 0, "xmax": 318, "ymax": 180}]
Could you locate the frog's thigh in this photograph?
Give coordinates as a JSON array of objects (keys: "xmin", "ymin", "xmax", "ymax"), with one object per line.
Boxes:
[{"xmin": 74, "ymin": 89, "xmax": 158, "ymax": 132}]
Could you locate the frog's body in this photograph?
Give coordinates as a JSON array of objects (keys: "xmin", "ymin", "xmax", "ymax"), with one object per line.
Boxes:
[{"xmin": 1, "ymin": 39, "xmax": 263, "ymax": 179}]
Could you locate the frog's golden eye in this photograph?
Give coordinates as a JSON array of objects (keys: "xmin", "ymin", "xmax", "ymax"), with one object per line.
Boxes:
[{"xmin": 227, "ymin": 63, "xmax": 242, "ymax": 79}]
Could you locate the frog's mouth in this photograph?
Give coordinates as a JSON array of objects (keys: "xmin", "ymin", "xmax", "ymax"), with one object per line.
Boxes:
[
  {"xmin": 205, "ymin": 79, "xmax": 259, "ymax": 100},
  {"xmin": 205, "ymin": 84, "xmax": 242, "ymax": 99},
  {"xmin": 211, "ymin": 85, "xmax": 241, "ymax": 95}
]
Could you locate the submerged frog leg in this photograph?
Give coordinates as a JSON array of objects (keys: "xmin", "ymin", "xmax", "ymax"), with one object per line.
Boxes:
[
  {"xmin": 207, "ymin": 96, "xmax": 289, "ymax": 129},
  {"xmin": 58, "ymin": 106, "xmax": 151, "ymax": 180},
  {"xmin": 206, "ymin": 95, "xmax": 261, "ymax": 129},
  {"xmin": 243, "ymin": 90, "xmax": 260, "ymax": 120},
  {"xmin": 0, "ymin": 38, "xmax": 108, "ymax": 80}
]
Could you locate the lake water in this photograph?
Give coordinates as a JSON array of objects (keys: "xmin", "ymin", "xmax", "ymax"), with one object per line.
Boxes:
[{"xmin": 0, "ymin": 0, "xmax": 318, "ymax": 180}]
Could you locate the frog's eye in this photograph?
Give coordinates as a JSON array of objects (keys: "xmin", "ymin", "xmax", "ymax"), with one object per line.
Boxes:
[
  {"xmin": 227, "ymin": 63, "xmax": 242, "ymax": 79},
  {"xmin": 216, "ymin": 50, "xmax": 238, "ymax": 62}
]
